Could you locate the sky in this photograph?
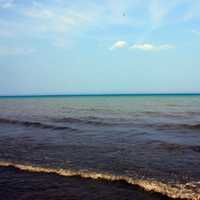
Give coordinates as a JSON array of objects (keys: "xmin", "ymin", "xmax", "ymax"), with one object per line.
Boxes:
[{"xmin": 0, "ymin": 0, "xmax": 200, "ymax": 95}]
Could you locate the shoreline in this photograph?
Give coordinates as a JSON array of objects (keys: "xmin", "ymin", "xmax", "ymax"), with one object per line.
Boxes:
[{"xmin": 0, "ymin": 166, "xmax": 174, "ymax": 200}]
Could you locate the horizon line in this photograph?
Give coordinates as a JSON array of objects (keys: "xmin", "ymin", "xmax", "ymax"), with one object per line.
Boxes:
[{"xmin": 1, "ymin": 92, "xmax": 200, "ymax": 98}]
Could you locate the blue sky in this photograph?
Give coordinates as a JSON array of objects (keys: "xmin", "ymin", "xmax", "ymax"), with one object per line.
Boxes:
[{"xmin": 0, "ymin": 0, "xmax": 200, "ymax": 95}]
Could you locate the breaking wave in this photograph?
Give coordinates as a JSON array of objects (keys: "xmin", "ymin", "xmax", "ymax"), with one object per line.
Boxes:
[
  {"xmin": 0, "ymin": 161, "xmax": 199, "ymax": 200},
  {"xmin": 0, "ymin": 117, "xmax": 77, "ymax": 131}
]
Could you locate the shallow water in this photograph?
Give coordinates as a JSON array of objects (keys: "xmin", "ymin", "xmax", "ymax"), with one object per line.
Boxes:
[
  {"xmin": 0, "ymin": 95, "xmax": 200, "ymax": 199},
  {"xmin": 0, "ymin": 166, "xmax": 173, "ymax": 200}
]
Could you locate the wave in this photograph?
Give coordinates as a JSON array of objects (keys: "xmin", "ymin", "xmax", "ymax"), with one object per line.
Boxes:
[
  {"xmin": 0, "ymin": 117, "xmax": 77, "ymax": 131},
  {"xmin": 141, "ymin": 111, "xmax": 200, "ymax": 118},
  {"xmin": 146, "ymin": 123, "xmax": 200, "ymax": 130},
  {"xmin": 54, "ymin": 117, "xmax": 115, "ymax": 126},
  {"xmin": 182, "ymin": 124, "xmax": 200, "ymax": 130},
  {"xmin": 158, "ymin": 123, "xmax": 200, "ymax": 131},
  {"xmin": 0, "ymin": 161, "xmax": 199, "ymax": 200},
  {"xmin": 57, "ymin": 117, "xmax": 200, "ymax": 131},
  {"xmin": 154, "ymin": 142, "xmax": 200, "ymax": 153}
]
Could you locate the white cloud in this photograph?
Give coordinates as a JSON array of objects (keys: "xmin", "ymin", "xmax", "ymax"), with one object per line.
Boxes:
[
  {"xmin": 0, "ymin": 46, "xmax": 35, "ymax": 56},
  {"xmin": 109, "ymin": 41, "xmax": 175, "ymax": 51},
  {"xmin": 131, "ymin": 43, "xmax": 175, "ymax": 51},
  {"xmin": 0, "ymin": 0, "xmax": 14, "ymax": 9},
  {"xmin": 110, "ymin": 40, "xmax": 127, "ymax": 50}
]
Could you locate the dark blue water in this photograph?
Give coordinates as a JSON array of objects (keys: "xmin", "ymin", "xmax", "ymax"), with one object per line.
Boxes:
[{"xmin": 0, "ymin": 95, "xmax": 200, "ymax": 199}]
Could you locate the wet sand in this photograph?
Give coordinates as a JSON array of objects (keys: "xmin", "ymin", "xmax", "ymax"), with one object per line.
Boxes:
[{"xmin": 0, "ymin": 166, "xmax": 174, "ymax": 200}]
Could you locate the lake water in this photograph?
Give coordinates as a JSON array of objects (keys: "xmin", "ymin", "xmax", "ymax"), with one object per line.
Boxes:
[{"xmin": 0, "ymin": 95, "xmax": 200, "ymax": 200}]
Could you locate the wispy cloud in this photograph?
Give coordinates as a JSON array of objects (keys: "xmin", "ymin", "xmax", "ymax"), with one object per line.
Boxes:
[
  {"xmin": 0, "ymin": 46, "xmax": 35, "ymax": 56},
  {"xmin": 182, "ymin": 1, "xmax": 200, "ymax": 21},
  {"xmin": 0, "ymin": 30, "xmax": 14, "ymax": 37},
  {"xmin": 192, "ymin": 29, "xmax": 200, "ymax": 36},
  {"xmin": 110, "ymin": 40, "xmax": 127, "ymax": 50},
  {"xmin": 148, "ymin": 0, "xmax": 183, "ymax": 28},
  {"xmin": 20, "ymin": 1, "xmax": 93, "ymax": 46},
  {"xmin": 0, "ymin": 0, "xmax": 199, "ymax": 49},
  {"xmin": 130, "ymin": 43, "xmax": 175, "ymax": 51},
  {"xmin": 25, "ymin": 8, "xmax": 54, "ymax": 19},
  {"xmin": 0, "ymin": 0, "xmax": 14, "ymax": 9}
]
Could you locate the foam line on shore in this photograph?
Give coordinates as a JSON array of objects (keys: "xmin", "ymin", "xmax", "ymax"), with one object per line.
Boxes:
[{"xmin": 0, "ymin": 161, "xmax": 199, "ymax": 200}]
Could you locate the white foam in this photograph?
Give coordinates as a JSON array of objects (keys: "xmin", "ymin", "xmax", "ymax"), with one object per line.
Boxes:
[{"xmin": 0, "ymin": 161, "xmax": 199, "ymax": 200}]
